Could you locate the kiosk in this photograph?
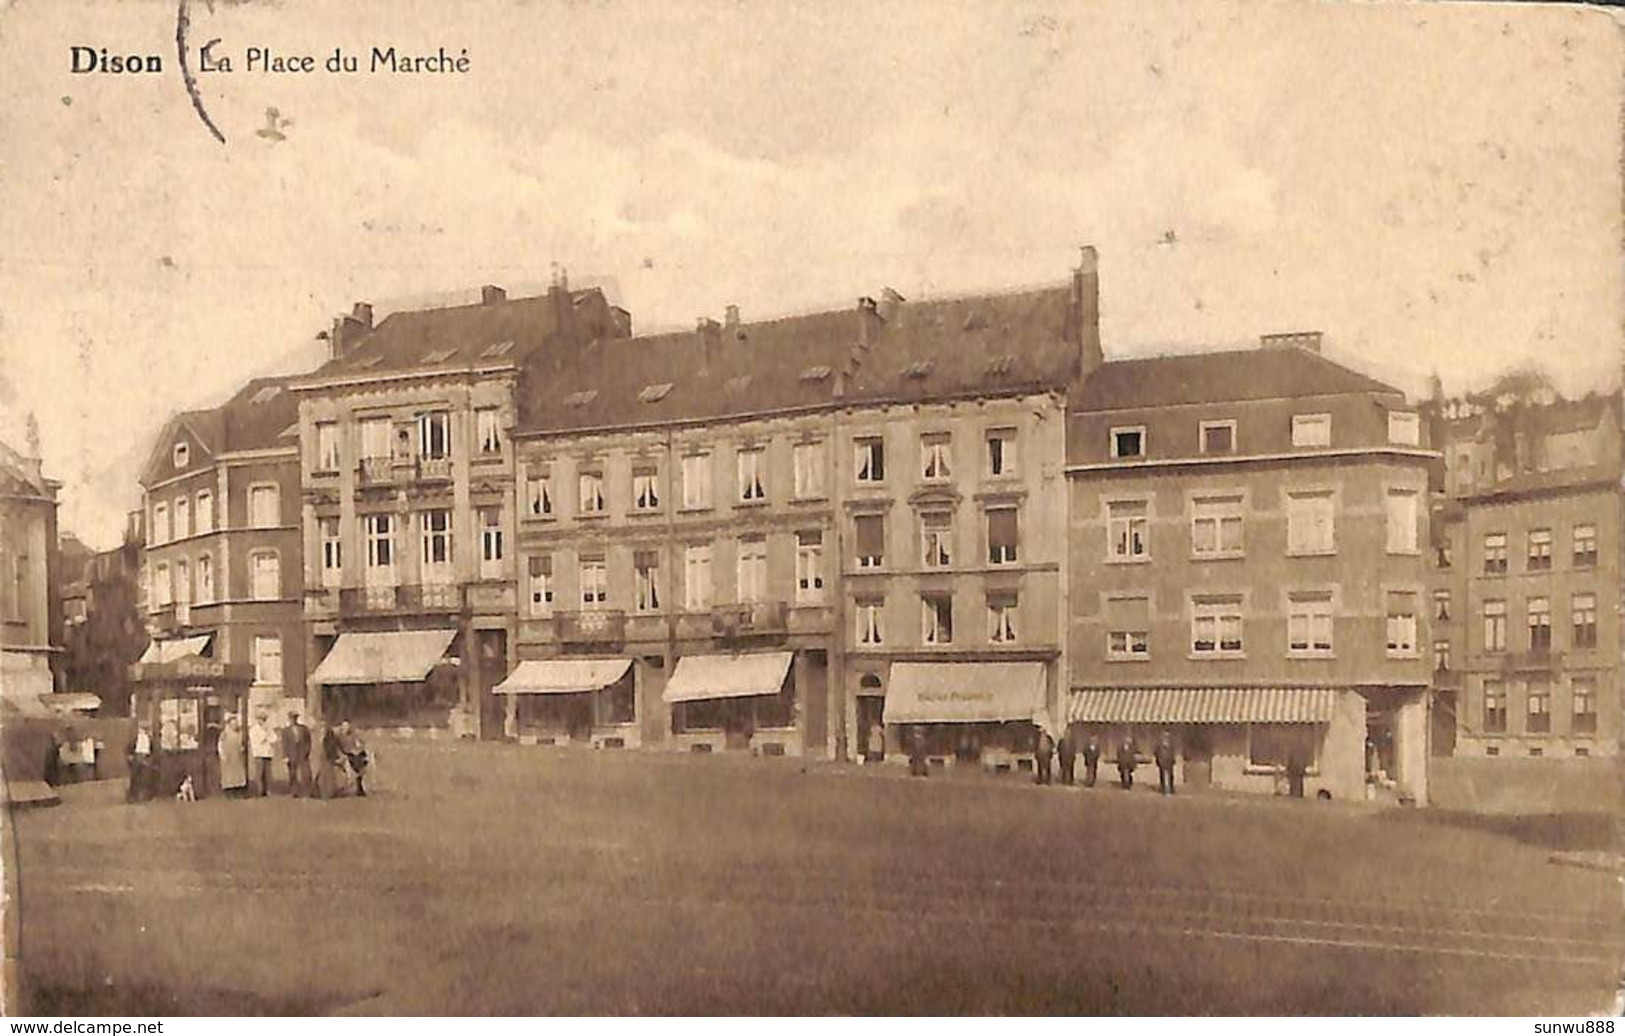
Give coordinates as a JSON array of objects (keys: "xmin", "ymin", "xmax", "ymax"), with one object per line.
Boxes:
[{"xmin": 128, "ymin": 656, "xmax": 254, "ymax": 799}]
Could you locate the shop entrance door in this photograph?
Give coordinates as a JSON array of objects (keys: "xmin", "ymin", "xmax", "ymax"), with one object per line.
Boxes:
[
  {"xmin": 1182, "ymin": 725, "xmax": 1213, "ymax": 788},
  {"xmin": 856, "ymin": 695, "xmax": 885, "ymax": 761}
]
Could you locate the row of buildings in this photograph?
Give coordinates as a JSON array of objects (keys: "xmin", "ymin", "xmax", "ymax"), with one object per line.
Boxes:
[{"xmin": 126, "ymin": 252, "xmax": 1623, "ymax": 804}]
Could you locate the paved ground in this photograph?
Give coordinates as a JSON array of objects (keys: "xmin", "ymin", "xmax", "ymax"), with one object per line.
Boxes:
[{"xmin": 11, "ymin": 741, "xmax": 1623, "ymax": 1015}]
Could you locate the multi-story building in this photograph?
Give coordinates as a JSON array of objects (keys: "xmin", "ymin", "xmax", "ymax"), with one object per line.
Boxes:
[
  {"xmin": 1065, "ymin": 333, "xmax": 1436, "ymax": 802},
  {"xmin": 292, "ymin": 280, "xmax": 628, "ymax": 736},
  {"xmin": 1428, "ymin": 391, "xmax": 1623, "ymax": 758},
  {"xmin": 505, "ymin": 256, "xmax": 1099, "ymax": 763},
  {"xmin": 137, "ymin": 376, "xmax": 306, "ymax": 720},
  {"xmin": 60, "ymin": 512, "xmax": 148, "ymax": 715},
  {"xmin": 0, "ymin": 437, "xmax": 62, "ymax": 703}
]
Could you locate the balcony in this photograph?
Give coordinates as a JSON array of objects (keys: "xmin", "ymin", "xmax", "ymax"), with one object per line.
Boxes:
[
  {"xmin": 339, "ymin": 583, "xmax": 464, "ymax": 617},
  {"xmin": 417, "ymin": 457, "xmax": 453, "ymax": 482},
  {"xmin": 712, "ymin": 600, "xmax": 789, "ymax": 640},
  {"xmin": 555, "ymin": 609, "xmax": 627, "ymax": 646},
  {"xmin": 357, "ymin": 457, "xmax": 395, "ymax": 485}
]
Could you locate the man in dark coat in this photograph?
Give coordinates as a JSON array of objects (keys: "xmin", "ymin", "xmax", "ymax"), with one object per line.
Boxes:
[
  {"xmin": 1285, "ymin": 744, "xmax": 1308, "ymax": 799},
  {"xmin": 1116, "ymin": 734, "xmax": 1137, "ymax": 790},
  {"xmin": 1057, "ymin": 726, "xmax": 1077, "ymax": 786},
  {"xmin": 279, "ymin": 710, "xmax": 313, "ymax": 797},
  {"xmin": 908, "ymin": 725, "xmax": 929, "ymax": 777},
  {"xmin": 1034, "ymin": 728, "xmax": 1055, "ymax": 785},
  {"xmin": 1082, "ymin": 734, "xmax": 1102, "ymax": 788},
  {"xmin": 1153, "ymin": 729, "xmax": 1177, "ymax": 795}
]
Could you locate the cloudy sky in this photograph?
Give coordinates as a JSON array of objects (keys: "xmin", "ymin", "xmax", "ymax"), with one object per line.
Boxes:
[{"xmin": 1, "ymin": 0, "xmax": 1620, "ymax": 547}]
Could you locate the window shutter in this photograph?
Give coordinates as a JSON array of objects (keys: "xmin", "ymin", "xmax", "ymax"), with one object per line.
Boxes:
[
  {"xmin": 855, "ymin": 514, "xmax": 885, "ymax": 557},
  {"xmin": 988, "ymin": 508, "xmax": 1018, "ymax": 548}
]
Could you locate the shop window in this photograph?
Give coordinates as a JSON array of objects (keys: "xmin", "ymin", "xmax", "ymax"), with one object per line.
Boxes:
[
  {"xmin": 755, "ymin": 677, "xmax": 797, "ymax": 729},
  {"xmin": 1572, "ymin": 593, "xmax": 1598, "ymax": 649},
  {"xmin": 1248, "ymin": 725, "xmax": 1317, "ymax": 772},
  {"xmin": 598, "ymin": 675, "xmax": 636, "ymax": 726}
]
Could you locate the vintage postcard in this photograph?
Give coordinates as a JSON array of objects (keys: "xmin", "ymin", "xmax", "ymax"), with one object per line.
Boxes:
[{"xmin": 0, "ymin": 0, "xmax": 1621, "ymax": 1019}]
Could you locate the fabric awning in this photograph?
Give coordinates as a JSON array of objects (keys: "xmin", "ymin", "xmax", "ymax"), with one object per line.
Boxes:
[
  {"xmin": 495, "ymin": 658, "xmax": 632, "ymax": 695},
  {"xmin": 1067, "ymin": 687, "xmax": 1339, "ymax": 725},
  {"xmin": 138, "ymin": 634, "xmax": 212, "ymax": 664},
  {"xmin": 882, "ymin": 661, "xmax": 1048, "ymax": 725},
  {"xmin": 662, "ymin": 651, "xmax": 793, "ymax": 704},
  {"xmin": 309, "ymin": 629, "xmax": 456, "ymax": 686}
]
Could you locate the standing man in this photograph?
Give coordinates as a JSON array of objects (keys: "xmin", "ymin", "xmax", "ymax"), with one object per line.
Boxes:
[
  {"xmin": 249, "ymin": 713, "xmax": 276, "ymax": 796},
  {"xmin": 1034, "ymin": 726, "xmax": 1055, "ymax": 786},
  {"xmin": 125, "ymin": 723, "xmax": 153, "ymax": 803},
  {"xmin": 1285, "ymin": 744, "xmax": 1308, "ymax": 799},
  {"xmin": 1116, "ymin": 732, "xmax": 1138, "ymax": 790},
  {"xmin": 336, "ymin": 720, "xmax": 370, "ymax": 798},
  {"xmin": 908, "ymin": 725, "xmax": 929, "ymax": 778},
  {"xmin": 279, "ymin": 709, "xmax": 312, "ymax": 797},
  {"xmin": 1153, "ymin": 729, "xmax": 1177, "ymax": 795},
  {"xmin": 1057, "ymin": 725, "xmax": 1078, "ymax": 787},
  {"xmin": 1082, "ymin": 732, "xmax": 1101, "ymax": 788}
]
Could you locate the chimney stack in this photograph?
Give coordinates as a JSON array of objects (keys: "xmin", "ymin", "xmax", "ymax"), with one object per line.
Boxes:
[
  {"xmin": 696, "ymin": 316, "xmax": 722, "ymax": 368},
  {"xmin": 857, "ymin": 296, "xmax": 883, "ymax": 347},
  {"xmin": 723, "ymin": 304, "xmax": 740, "ymax": 329},
  {"xmin": 878, "ymin": 287, "xmax": 905, "ymax": 323},
  {"xmin": 1259, "ymin": 331, "xmax": 1323, "ymax": 354},
  {"xmin": 481, "ymin": 285, "xmax": 507, "ymax": 306},
  {"xmin": 549, "ymin": 268, "xmax": 573, "ymax": 337},
  {"xmin": 1071, "ymin": 245, "xmax": 1103, "ymax": 376}
]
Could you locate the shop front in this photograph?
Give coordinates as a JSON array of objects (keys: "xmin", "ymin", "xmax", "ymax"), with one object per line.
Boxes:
[
  {"xmin": 309, "ymin": 628, "xmax": 459, "ymax": 731},
  {"xmin": 881, "ymin": 661, "xmax": 1050, "ymax": 772},
  {"xmin": 663, "ymin": 650, "xmax": 801, "ymax": 756},
  {"xmin": 128, "ymin": 655, "xmax": 254, "ymax": 799},
  {"xmin": 495, "ymin": 657, "xmax": 640, "ymax": 748}
]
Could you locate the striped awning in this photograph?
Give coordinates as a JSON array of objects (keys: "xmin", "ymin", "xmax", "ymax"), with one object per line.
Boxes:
[
  {"xmin": 138, "ymin": 635, "xmax": 213, "ymax": 665},
  {"xmin": 495, "ymin": 658, "xmax": 632, "ymax": 695},
  {"xmin": 1067, "ymin": 687, "xmax": 1339, "ymax": 725}
]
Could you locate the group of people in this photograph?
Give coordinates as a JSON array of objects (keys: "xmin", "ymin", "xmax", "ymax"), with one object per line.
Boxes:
[
  {"xmin": 125, "ymin": 709, "xmax": 372, "ymax": 803},
  {"xmin": 1030, "ymin": 728, "xmax": 1178, "ymax": 793}
]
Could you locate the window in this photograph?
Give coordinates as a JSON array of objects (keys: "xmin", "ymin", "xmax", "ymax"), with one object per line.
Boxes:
[
  {"xmin": 173, "ymin": 559, "xmax": 190, "ymax": 605},
  {"xmin": 1387, "ymin": 411, "xmax": 1420, "ymax": 446},
  {"xmin": 195, "ymin": 491, "xmax": 213, "ymax": 534},
  {"xmin": 578, "ymin": 471, "xmax": 606, "ymax": 515},
  {"xmin": 579, "ymin": 556, "xmax": 608, "ymax": 607},
  {"xmin": 1483, "ymin": 680, "xmax": 1507, "ymax": 733},
  {"xmin": 1572, "ymin": 593, "xmax": 1598, "ymax": 649},
  {"xmin": 1526, "ymin": 681, "xmax": 1551, "ymax": 733},
  {"xmin": 172, "ymin": 441, "xmax": 189, "ymax": 468},
  {"xmin": 854, "ymin": 437, "xmax": 885, "ymax": 483},
  {"xmin": 1191, "ymin": 594, "xmax": 1244, "ymax": 656},
  {"xmin": 417, "ymin": 411, "xmax": 451, "ymax": 459},
  {"xmin": 195, "ymin": 554, "xmax": 214, "ymax": 603},
  {"xmin": 683, "ymin": 546, "xmax": 712, "ymax": 611},
  {"xmin": 320, "ymin": 517, "xmax": 342, "ymax": 587},
  {"xmin": 249, "ymin": 485, "xmax": 279, "ymax": 528},
  {"xmin": 986, "ymin": 428, "xmax": 1017, "ymax": 477},
  {"xmin": 476, "ymin": 408, "xmax": 501, "ymax": 455},
  {"xmin": 1433, "ymin": 589, "xmax": 1451, "ymax": 622},
  {"xmin": 1110, "ymin": 426, "xmax": 1145, "ymax": 459},
  {"xmin": 174, "ymin": 497, "xmax": 190, "ymax": 540},
  {"xmin": 250, "ymin": 552, "xmax": 280, "ymax": 600},
  {"xmin": 920, "ymin": 511, "xmax": 953, "ymax": 568},
  {"xmin": 153, "ymin": 503, "xmax": 170, "ymax": 545},
  {"xmin": 252, "ymin": 635, "xmax": 283, "ymax": 687},
  {"xmin": 920, "ymin": 433, "xmax": 952, "ymax": 481},
  {"xmin": 1191, "ymin": 495, "xmax": 1243, "ymax": 558},
  {"xmin": 479, "ymin": 508, "xmax": 504, "ymax": 578},
  {"xmin": 988, "ymin": 594, "xmax": 1018, "ymax": 644},
  {"xmin": 1573, "ymin": 523, "xmax": 1598, "ymax": 567},
  {"xmin": 420, "ymin": 510, "xmax": 453, "ymax": 575},
  {"xmin": 795, "ymin": 531, "xmax": 824, "ymax": 602},
  {"xmin": 1248, "ymin": 725, "xmax": 1317, "ymax": 772},
  {"xmin": 1291, "ymin": 413, "xmax": 1331, "ymax": 448},
  {"xmin": 737, "ymin": 448, "xmax": 767, "ymax": 502},
  {"xmin": 1286, "ymin": 491, "xmax": 1335, "ymax": 554},
  {"xmin": 360, "ymin": 417, "xmax": 391, "ymax": 460},
  {"xmin": 527, "ymin": 471, "xmax": 553, "ymax": 518},
  {"xmin": 681, "ymin": 454, "xmax": 711, "ymax": 509},
  {"xmin": 1527, "ymin": 529, "xmax": 1552, "ymax": 571},
  {"xmin": 1572, "ymin": 676, "xmax": 1598, "ymax": 733},
  {"xmin": 153, "ymin": 562, "xmax": 171, "ymax": 606},
  {"xmin": 1483, "ymin": 599, "xmax": 1507, "ymax": 653},
  {"xmin": 1434, "ymin": 640, "xmax": 1451, "ymax": 672},
  {"xmin": 987, "ymin": 508, "xmax": 1020, "ymax": 565},
  {"xmin": 1483, "ymin": 533, "xmax": 1508, "ymax": 574},
  {"xmin": 1105, "ymin": 595, "xmax": 1150, "ymax": 660},
  {"xmin": 315, "ymin": 422, "xmax": 340, "ymax": 471},
  {"xmin": 1436, "ymin": 539, "xmax": 1453, "ymax": 569},
  {"xmin": 527, "ymin": 555, "xmax": 554, "ymax": 616},
  {"xmin": 1527, "ymin": 597, "xmax": 1551, "ymax": 652},
  {"xmin": 1287, "ymin": 591, "xmax": 1334, "ymax": 656},
  {"xmin": 737, "ymin": 539, "xmax": 768, "ymax": 604},
  {"xmin": 1385, "ymin": 489, "xmax": 1419, "ymax": 554},
  {"xmin": 1107, "ymin": 500, "xmax": 1149, "ymax": 560},
  {"xmin": 1199, "ymin": 420, "xmax": 1235, "ymax": 455},
  {"xmin": 855, "ymin": 514, "xmax": 885, "ymax": 568},
  {"xmin": 1385, "ymin": 590, "xmax": 1418, "ymax": 656},
  {"xmin": 632, "ymin": 466, "xmax": 660, "ymax": 512},
  {"xmin": 921, "ymin": 594, "xmax": 954, "ymax": 645},
  {"xmin": 855, "ymin": 597, "xmax": 884, "ymax": 646},
  {"xmin": 792, "ymin": 442, "xmax": 825, "ymax": 499},
  {"xmin": 634, "ymin": 551, "xmax": 660, "ymax": 612},
  {"xmin": 364, "ymin": 514, "xmax": 395, "ymax": 576}
]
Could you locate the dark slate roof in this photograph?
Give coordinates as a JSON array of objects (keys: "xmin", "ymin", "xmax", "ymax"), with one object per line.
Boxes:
[
  {"xmin": 216, "ymin": 376, "xmax": 301, "ymax": 452},
  {"xmin": 0, "ymin": 440, "xmax": 49, "ymax": 496},
  {"xmin": 1072, "ymin": 347, "xmax": 1403, "ymax": 411},
  {"xmin": 1466, "ymin": 463, "xmax": 1620, "ymax": 502},
  {"xmin": 517, "ymin": 284, "xmax": 1080, "ymax": 434}
]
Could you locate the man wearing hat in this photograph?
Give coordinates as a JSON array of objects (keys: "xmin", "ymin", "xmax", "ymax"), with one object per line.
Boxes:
[{"xmin": 279, "ymin": 709, "xmax": 313, "ymax": 797}]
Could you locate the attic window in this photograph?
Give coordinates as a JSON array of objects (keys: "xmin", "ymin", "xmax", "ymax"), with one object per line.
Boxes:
[
  {"xmin": 249, "ymin": 386, "xmax": 283, "ymax": 404},
  {"xmin": 422, "ymin": 348, "xmax": 457, "ymax": 365},
  {"xmin": 726, "ymin": 375, "xmax": 752, "ymax": 394},
  {"xmin": 481, "ymin": 340, "xmax": 515, "ymax": 358},
  {"xmin": 352, "ymin": 355, "xmax": 383, "ymax": 369},
  {"xmin": 638, "ymin": 383, "xmax": 673, "ymax": 404},
  {"xmin": 985, "ymin": 355, "xmax": 1015, "ymax": 377},
  {"xmin": 799, "ymin": 365, "xmax": 831, "ymax": 382},
  {"xmin": 563, "ymin": 390, "xmax": 599, "ymax": 408},
  {"xmin": 172, "ymin": 442, "xmax": 189, "ymax": 469},
  {"xmin": 901, "ymin": 361, "xmax": 935, "ymax": 380}
]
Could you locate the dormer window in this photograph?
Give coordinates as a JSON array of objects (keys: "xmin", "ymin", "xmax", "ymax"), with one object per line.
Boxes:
[
  {"xmin": 172, "ymin": 441, "xmax": 189, "ymax": 469},
  {"xmin": 1199, "ymin": 421, "xmax": 1235, "ymax": 455},
  {"xmin": 1388, "ymin": 411, "xmax": 1420, "ymax": 446}
]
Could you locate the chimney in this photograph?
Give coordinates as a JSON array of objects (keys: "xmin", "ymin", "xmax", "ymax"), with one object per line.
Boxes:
[
  {"xmin": 878, "ymin": 287, "xmax": 905, "ymax": 323},
  {"xmin": 696, "ymin": 316, "xmax": 722, "ymax": 368},
  {"xmin": 1071, "ymin": 245, "xmax": 1103, "ymax": 376},
  {"xmin": 723, "ymin": 304, "xmax": 740, "ymax": 329},
  {"xmin": 550, "ymin": 267, "xmax": 573, "ymax": 338},
  {"xmin": 1259, "ymin": 331, "xmax": 1323, "ymax": 354},
  {"xmin": 481, "ymin": 285, "xmax": 507, "ymax": 306},
  {"xmin": 327, "ymin": 301, "xmax": 374, "ymax": 360},
  {"xmin": 857, "ymin": 296, "xmax": 883, "ymax": 347}
]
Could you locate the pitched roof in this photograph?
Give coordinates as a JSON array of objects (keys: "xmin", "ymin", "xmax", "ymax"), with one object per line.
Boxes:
[
  {"xmin": 1466, "ymin": 463, "xmax": 1620, "ymax": 502},
  {"xmin": 517, "ymin": 284, "xmax": 1080, "ymax": 434},
  {"xmin": 1072, "ymin": 347, "xmax": 1403, "ymax": 411},
  {"xmin": 216, "ymin": 376, "xmax": 301, "ymax": 452},
  {"xmin": 0, "ymin": 439, "xmax": 49, "ymax": 496}
]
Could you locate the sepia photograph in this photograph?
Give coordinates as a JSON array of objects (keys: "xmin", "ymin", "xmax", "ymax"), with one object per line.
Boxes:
[{"xmin": 0, "ymin": 0, "xmax": 1622, "ymax": 1019}]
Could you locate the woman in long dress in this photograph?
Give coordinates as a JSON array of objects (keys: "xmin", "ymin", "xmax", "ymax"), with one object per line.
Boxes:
[{"xmin": 216, "ymin": 714, "xmax": 248, "ymax": 798}]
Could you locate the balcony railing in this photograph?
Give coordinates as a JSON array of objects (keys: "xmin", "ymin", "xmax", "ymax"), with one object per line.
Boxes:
[
  {"xmin": 339, "ymin": 584, "xmax": 464, "ymax": 617},
  {"xmin": 555, "ymin": 609, "xmax": 627, "ymax": 645},
  {"xmin": 358, "ymin": 457, "xmax": 395, "ymax": 485},
  {"xmin": 711, "ymin": 600, "xmax": 789, "ymax": 639},
  {"xmin": 417, "ymin": 457, "xmax": 453, "ymax": 482}
]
